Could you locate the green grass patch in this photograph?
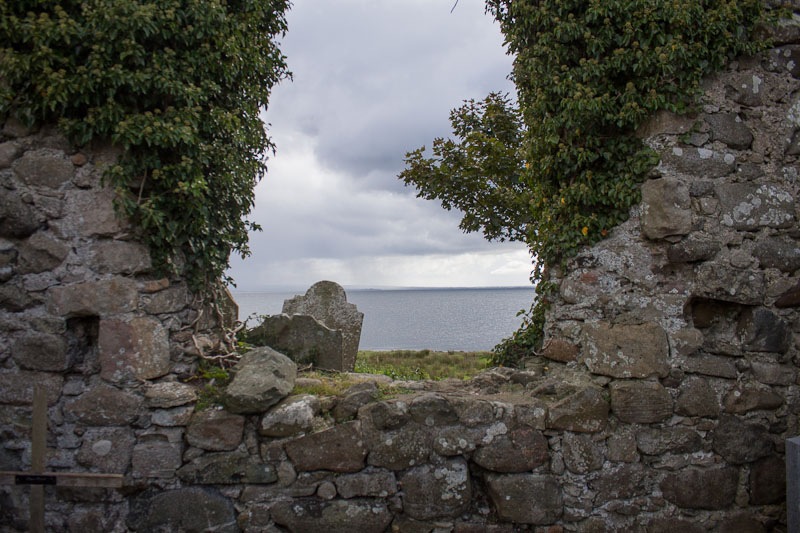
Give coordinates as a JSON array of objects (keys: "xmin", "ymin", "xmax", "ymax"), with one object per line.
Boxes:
[{"xmin": 355, "ymin": 349, "xmax": 491, "ymax": 381}]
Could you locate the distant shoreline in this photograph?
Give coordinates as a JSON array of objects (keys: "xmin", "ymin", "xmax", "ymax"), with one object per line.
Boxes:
[{"xmin": 231, "ymin": 285, "xmax": 533, "ymax": 294}]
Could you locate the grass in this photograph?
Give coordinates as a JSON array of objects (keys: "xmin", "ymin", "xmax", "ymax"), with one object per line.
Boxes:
[{"xmin": 355, "ymin": 349, "xmax": 491, "ymax": 381}]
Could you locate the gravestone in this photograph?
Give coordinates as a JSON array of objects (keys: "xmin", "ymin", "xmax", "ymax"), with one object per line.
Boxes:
[{"xmin": 282, "ymin": 281, "xmax": 364, "ymax": 371}]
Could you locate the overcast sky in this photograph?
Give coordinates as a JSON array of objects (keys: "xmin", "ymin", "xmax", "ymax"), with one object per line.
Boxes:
[{"xmin": 227, "ymin": 0, "xmax": 534, "ymax": 291}]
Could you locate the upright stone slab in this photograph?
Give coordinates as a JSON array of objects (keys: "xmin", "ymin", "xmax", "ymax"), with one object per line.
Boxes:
[{"xmin": 282, "ymin": 280, "xmax": 363, "ymax": 371}]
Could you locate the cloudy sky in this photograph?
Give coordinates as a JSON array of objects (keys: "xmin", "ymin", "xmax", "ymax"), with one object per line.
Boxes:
[{"xmin": 227, "ymin": 0, "xmax": 534, "ymax": 291}]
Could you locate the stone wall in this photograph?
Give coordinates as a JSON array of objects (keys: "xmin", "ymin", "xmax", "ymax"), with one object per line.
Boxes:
[{"xmin": 1, "ymin": 19, "xmax": 799, "ymax": 533}]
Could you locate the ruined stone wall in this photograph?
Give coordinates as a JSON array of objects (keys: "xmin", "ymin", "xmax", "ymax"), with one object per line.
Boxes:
[{"xmin": 1, "ymin": 20, "xmax": 800, "ymax": 533}]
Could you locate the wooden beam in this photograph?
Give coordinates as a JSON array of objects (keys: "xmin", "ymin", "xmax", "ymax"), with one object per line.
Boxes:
[
  {"xmin": 29, "ymin": 386, "xmax": 46, "ymax": 533},
  {"xmin": 0, "ymin": 471, "xmax": 123, "ymax": 489}
]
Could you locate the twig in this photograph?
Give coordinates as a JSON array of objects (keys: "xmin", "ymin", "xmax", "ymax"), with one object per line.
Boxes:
[{"xmin": 450, "ymin": 0, "xmax": 458, "ymax": 13}]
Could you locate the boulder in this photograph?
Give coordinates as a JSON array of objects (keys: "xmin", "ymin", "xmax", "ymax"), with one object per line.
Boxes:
[
  {"xmin": 366, "ymin": 425, "xmax": 433, "ymax": 471},
  {"xmin": 283, "ymin": 280, "xmax": 364, "ymax": 371},
  {"xmin": 247, "ymin": 314, "xmax": 344, "ymax": 371},
  {"xmin": 259, "ymin": 394, "xmax": 321, "ymax": 437},
  {"xmin": 223, "ymin": 346, "xmax": 296, "ymax": 414}
]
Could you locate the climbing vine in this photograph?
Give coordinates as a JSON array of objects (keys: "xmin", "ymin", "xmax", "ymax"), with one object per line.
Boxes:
[
  {"xmin": 0, "ymin": 0, "xmax": 290, "ymax": 293},
  {"xmin": 401, "ymin": 0, "xmax": 771, "ymax": 366}
]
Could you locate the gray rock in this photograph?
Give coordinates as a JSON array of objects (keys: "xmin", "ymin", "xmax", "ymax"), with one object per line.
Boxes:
[
  {"xmin": 610, "ymin": 381, "xmax": 672, "ymax": 424},
  {"xmin": 271, "ymin": 498, "xmax": 392, "ymax": 533},
  {"xmin": 11, "ymin": 331, "xmax": 70, "ymax": 372},
  {"xmin": 0, "ymin": 141, "xmax": 22, "ymax": 168},
  {"xmin": 97, "ymin": 317, "xmax": 170, "ymax": 382},
  {"xmin": 775, "ymin": 280, "xmax": 800, "ymax": 307},
  {"xmin": 660, "ymin": 466, "xmax": 738, "ymax": 509},
  {"xmin": 540, "ymin": 338, "xmax": 579, "ymax": 362},
  {"xmin": 89, "ymin": 240, "xmax": 151, "ymax": 274},
  {"xmin": 590, "ymin": 463, "xmax": 647, "ymax": 504},
  {"xmin": 64, "ymin": 384, "xmax": 142, "ymax": 425},
  {"xmin": 725, "ymin": 72, "xmax": 764, "ymax": 106},
  {"xmin": 186, "ymin": 409, "xmax": 245, "ymax": 451},
  {"xmin": 667, "ymin": 236, "xmax": 721, "ymax": 263},
  {"xmin": 749, "ymin": 455, "xmax": 786, "ymax": 505},
  {"xmin": 546, "ymin": 387, "xmax": 609, "ymax": 433},
  {"xmin": 177, "ymin": 451, "xmax": 277, "ymax": 484},
  {"xmin": 409, "ymin": 392, "xmax": 458, "ymax": 427},
  {"xmin": 646, "ymin": 517, "xmax": 705, "ymax": 533},
  {"xmin": 76, "ymin": 427, "xmax": 135, "ymax": 474},
  {"xmin": 704, "ymin": 113, "xmax": 753, "ymax": 149},
  {"xmin": 69, "ymin": 188, "xmax": 125, "ymax": 237},
  {"xmin": 753, "ymin": 236, "xmax": 800, "ymax": 273},
  {"xmin": 717, "ymin": 515, "xmax": 767, "ymax": 533},
  {"xmin": 131, "ymin": 433, "xmax": 183, "ymax": 478},
  {"xmin": 636, "ymin": 427, "xmax": 702, "ymax": 455},
  {"xmin": 751, "ymin": 361, "xmax": 795, "ymax": 386},
  {"xmin": 581, "ymin": 321, "xmax": 669, "ymax": 378},
  {"xmin": 641, "ymin": 178, "xmax": 691, "ymax": 240},
  {"xmin": 335, "ymin": 467, "xmax": 397, "ymax": 498},
  {"xmin": 334, "ymin": 382, "xmax": 378, "ymax": 421},
  {"xmin": 400, "ymin": 458, "xmax": 471, "ymax": 520},
  {"xmin": 0, "ymin": 369, "xmax": 63, "ymax": 405},
  {"xmin": 223, "ymin": 346, "xmax": 296, "ymax": 414},
  {"xmin": 151, "ymin": 406, "xmax": 194, "ymax": 427},
  {"xmin": 17, "ymin": 232, "xmax": 69, "ymax": 274},
  {"xmin": 660, "ymin": 145, "xmax": 735, "ymax": 178},
  {"xmin": 127, "ymin": 487, "xmax": 238, "ymax": 532},
  {"xmin": 283, "ymin": 280, "xmax": 364, "ymax": 371},
  {"xmin": 711, "ymin": 416, "xmax": 773, "ymax": 464},
  {"xmin": 737, "ymin": 308, "xmax": 791, "ymax": 353},
  {"xmin": 473, "ymin": 428, "xmax": 549, "ymax": 473},
  {"xmin": 0, "ymin": 190, "xmax": 39, "ymax": 238},
  {"xmin": 434, "ymin": 426, "xmax": 483, "ymax": 455},
  {"xmin": 359, "ymin": 400, "xmax": 410, "ymax": 430},
  {"xmin": 259, "ymin": 394, "xmax": 320, "ymax": 437},
  {"xmin": 768, "ymin": 44, "xmax": 800, "ymax": 77},
  {"xmin": 285, "ymin": 421, "xmax": 367, "ymax": 472},
  {"xmin": 0, "ymin": 282, "xmax": 37, "ymax": 311},
  {"xmin": 681, "ymin": 353, "xmax": 738, "ymax": 379},
  {"xmin": 247, "ymin": 314, "xmax": 344, "ymax": 370},
  {"xmin": 366, "ymin": 425, "xmax": 432, "ymax": 471},
  {"xmin": 676, "ymin": 376, "xmax": 720, "ymax": 417},
  {"xmin": 716, "ymin": 183, "xmax": 795, "ymax": 230},
  {"xmin": 47, "ymin": 277, "xmax": 138, "ymax": 317},
  {"xmin": 607, "ymin": 427, "xmax": 638, "ymax": 463},
  {"xmin": 12, "ymin": 149, "xmax": 74, "ymax": 188},
  {"xmin": 562, "ymin": 432, "xmax": 604, "ymax": 474},
  {"xmin": 484, "ymin": 473, "xmax": 562, "ymax": 524},
  {"xmin": 145, "ymin": 382, "xmax": 198, "ymax": 408},
  {"xmin": 695, "ymin": 264, "xmax": 765, "ymax": 305},
  {"xmin": 142, "ymin": 284, "xmax": 189, "ymax": 314},
  {"xmin": 723, "ymin": 385, "xmax": 783, "ymax": 414}
]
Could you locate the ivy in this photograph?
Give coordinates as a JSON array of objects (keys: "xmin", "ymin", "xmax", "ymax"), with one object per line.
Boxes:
[
  {"xmin": 0, "ymin": 0, "xmax": 290, "ymax": 293},
  {"xmin": 401, "ymin": 0, "xmax": 771, "ymax": 366}
]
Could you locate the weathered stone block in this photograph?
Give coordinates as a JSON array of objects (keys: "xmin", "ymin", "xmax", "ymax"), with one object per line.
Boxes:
[
  {"xmin": 47, "ymin": 277, "xmax": 138, "ymax": 317},
  {"xmin": 646, "ymin": 517, "xmax": 705, "ymax": 533},
  {"xmin": 177, "ymin": 451, "xmax": 276, "ymax": 484},
  {"xmin": 717, "ymin": 183, "xmax": 795, "ymax": 230},
  {"xmin": 0, "ymin": 141, "xmax": 21, "ymax": 168},
  {"xmin": 749, "ymin": 455, "xmax": 786, "ymax": 505},
  {"xmin": 541, "ymin": 338, "xmax": 579, "ymax": 362},
  {"xmin": 434, "ymin": 426, "xmax": 484, "ymax": 456},
  {"xmin": 737, "ymin": 308, "xmax": 791, "ymax": 353},
  {"xmin": 681, "ymin": 353, "xmax": 738, "ymax": 379},
  {"xmin": 271, "ymin": 499, "xmax": 392, "ymax": 533},
  {"xmin": 695, "ymin": 264, "xmax": 765, "ymax": 305},
  {"xmin": 546, "ymin": 387, "xmax": 609, "ymax": 433},
  {"xmin": 285, "ymin": 421, "xmax": 367, "ymax": 473},
  {"xmin": 335, "ymin": 468, "xmax": 397, "ymax": 498},
  {"xmin": 660, "ymin": 466, "xmax": 738, "ymax": 509},
  {"xmin": 660, "ymin": 145, "xmax": 735, "ymax": 178},
  {"xmin": 186, "ymin": 409, "xmax": 245, "ymax": 451},
  {"xmin": 768, "ymin": 44, "xmax": 800, "ymax": 77},
  {"xmin": 775, "ymin": 280, "xmax": 800, "ymax": 307},
  {"xmin": 400, "ymin": 458, "xmax": 471, "ymax": 520},
  {"xmin": 676, "ymin": 376, "xmax": 720, "ymax": 417},
  {"xmin": 751, "ymin": 361, "xmax": 795, "ymax": 386},
  {"xmin": 636, "ymin": 427, "xmax": 701, "ymax": 455},
  {"xmin": 11, "ymin": 332, "xmax": 70, "ymax": 372},
  {"xmin": 636, "ymin": 110, "xmax": 696, "ymax": 138},
  {"xmin": 151, "ymin": 406, "xmax": 194, "ymax": 427},
  {"xmin": 562, "ymin": 432, "xmax": 604, "ymax": 474},
  {"xmin": 131, "ymin": 434, "xmax": 183, "ymax": 478},
  {"xmin": 723, "ymin": 385, "xmax": 783, "ymax": 414},
  {"xmin": 12, "ymin": 149, "xmax": 74, "ymax": 188},
  {"xmin": 607, "ymin": 427, "xmax": 638, "ymax": 463},
  {"xmin": 76, "ymin": 427, "xmax": 135, "ymax": 475},
  {"xmin": 223, "ymin": 346, "xmax": 296, "ymax": 414},
  {"xmin": 484, "ymin": 473, "xmax": 562, "ymax": 524},
  {"xmin": 17, "ymin": 232, "xmax": 69, "ymax": 274},
  {"xmin": 63, "ymin": 384, "xmax": 142, "ymax": 425},
  {"xmin": 247, "ymin": 314, "xmax": 344, "ymax": 370},
  {"xmin": 89, "ymin": 240, "xmax": 151, "ymax": 274},
  {"xmin": 610, "ymin": 381, "xmax": 672, "ymax": 424},
  {"xmin": 0, "ymin": 282, "xmax": 37, "ymax": 311},
  {"xmin": 98, "ymin": 317, "xmax": 170, "ymax": 382},
  {"xmin": 753, "ymin": 236, "xmax": 800, "ymax": 273},
  {"xmin": 705, "ymin": 113, "xmax": 753, "ymax": 149},
  {"xmin": 581, "ymin": 321, "xmax": 669, "ymax": 378},
  {"xmin": 0, "ymin": 370, "xmax": 63, "ymax": 405},
  {"xmin": 144, "ymin": 381, "xmax": 198, "ymax": 408},
  {"xmin": 142, "ymin": 284, "xmax": 189, "ymax": 314},
  {"xmin": 725, "ymin": 72, "xmax": 764, "ymax": 106},
  {"xmin": 334, "ymin": 382, "xmax": 378, "ymax": 422},
  {"xmin": 667, "ymin": 236, "xmax": 721, "ymax": 263},
  {"xmin": 259, "ymin": 394, "xmax": 320, "ymax": 437},
  {"xmin": 641, "ymin": 178, "xmax": 691, "ymax": 240},
  {"xmin": 590, "ymin": 463, "xmax": 647, "ymax": 504},
  {"xmin": 359, "ymin": 400, "xmax": 410, "ymax": 431},
  {"xmin": 473, "ymin": 428, "xmax": 549, "ymax": 473},
  {"xmin": 711, "ymin": 416, "xmax": 773, "ymax": 464},
  {"xmin": 70, "ymin": 188, "xmax": 125, "ymax": 237},
  {"xmin": 283, "ymin": 280, "xmax": 364, "ymax": 372},
  {"xmin": 127, "ymin": 487, "xmax": 238, "ymax": 532},
  {"xmin": 366, "ymin": 425, "xmax": 432, "ymax": 471},
  {"xmin": 0, "ymin": 190, "xmax": 40, "ymax": 239},
  {"xmin": 409, "ymin": 392, "xmax": 458, "ymax": 427}
]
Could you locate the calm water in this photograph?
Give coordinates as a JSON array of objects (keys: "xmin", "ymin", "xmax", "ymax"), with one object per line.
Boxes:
[{"xmin": 232, "ymin": 287, "xmax": 535, "ymax": 351}]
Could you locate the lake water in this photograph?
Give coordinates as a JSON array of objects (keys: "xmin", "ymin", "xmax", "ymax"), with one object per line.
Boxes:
[{"xmin": 232, "ymin": 287, "xmax": 535, "ymax": 352}]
